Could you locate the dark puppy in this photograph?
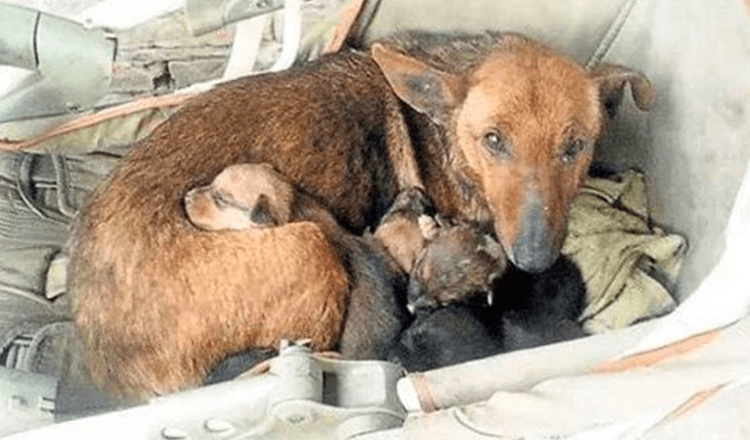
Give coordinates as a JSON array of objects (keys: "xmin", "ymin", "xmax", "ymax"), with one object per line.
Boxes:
[
  {"xmin": 494, "ymin": 257, "xmax": 588, "ymax": 351},
  {"xmin": 389, "ymin": 299, "xmax": 502, "ymax": 372},
  {"xmin": 391, "ymin": 257, "xmax": 587, "ymax": 371}
]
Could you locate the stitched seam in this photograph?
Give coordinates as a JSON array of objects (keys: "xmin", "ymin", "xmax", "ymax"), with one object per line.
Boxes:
[{"xmin": 51, "ymin": 154, "xmax": 76, "ymax": 218}]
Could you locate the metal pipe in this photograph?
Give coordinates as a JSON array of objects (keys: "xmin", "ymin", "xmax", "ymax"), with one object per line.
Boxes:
[{"xmin": 0, "ymin": 4, "xmax": 39, "ymax": 70}]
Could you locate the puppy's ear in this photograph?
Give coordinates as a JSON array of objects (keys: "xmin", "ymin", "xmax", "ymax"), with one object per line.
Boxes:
[
  {"xmin": 250, "ymin": 194, "xmax": 278, "ymax": 226},
  {"xmin": 371, "ymin": 43, "xmax": 465, "ymax": 126},
  {"xmin": 590, "ymin": 63, "xmax": 655, "ymax": 119},
  {"xmin": 478, "ymin": 234, "xmax": 505, "ymax": 261},
  {"xmin": 417, "ymin": 214, "xmax": 439, "ymax": 241}
]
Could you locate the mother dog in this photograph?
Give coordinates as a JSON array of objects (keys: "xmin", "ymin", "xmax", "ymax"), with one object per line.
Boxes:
[{"xmin": 68, "ymin": 32, "xmax": 653, "ymax": 399}]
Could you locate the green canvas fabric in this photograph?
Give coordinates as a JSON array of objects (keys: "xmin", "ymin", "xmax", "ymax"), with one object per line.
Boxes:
[{"xmin": 0, "ymin": 106, "xmax": 178, "ymax": 426}]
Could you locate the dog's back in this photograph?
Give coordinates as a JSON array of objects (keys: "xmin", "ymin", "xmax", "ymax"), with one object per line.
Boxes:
[{"xmin": 68, "ymin": 52, "xmax": 412, "ymax": 399}]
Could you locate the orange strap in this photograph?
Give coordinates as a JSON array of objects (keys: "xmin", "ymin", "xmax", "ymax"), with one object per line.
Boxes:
[
  {"xmin": 592, "ymin": 328, "xmax": 721, "ymax": 373},
  {"xmin": 322, "ymin": 0, "xmax": 369, "ymax": 54},
  {"xmin": 0, "ymin": 90, "xmax": 201, "ymax": 152},
  {"xmin": 409, "ymin": 372, "xmax": 440, "ymax": 413}
]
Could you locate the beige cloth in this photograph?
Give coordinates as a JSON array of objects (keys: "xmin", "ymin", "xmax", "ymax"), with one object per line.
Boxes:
[{"xmin": 562, "ymin": 170, "xmax": 687, "ymax": 333}]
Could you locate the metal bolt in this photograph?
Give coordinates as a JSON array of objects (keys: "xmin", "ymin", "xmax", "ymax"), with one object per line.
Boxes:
[
  {"xmin": 204, "ymin": 418, "xmax": 234, "ymax": 433},
  {"xmin": 279, "ymin": 339, "xmax": 313, "ymax": 355},
  {"xmin": 256, "ymin": 0, "xmax": 271, "ymax": 9},
  {"xmin": 161, "ymin": 427, "xmax": 188, "ymax": 439},
  {"xmin": 273, "ymin": 402, "xmax": 315, "ymax": 426}
]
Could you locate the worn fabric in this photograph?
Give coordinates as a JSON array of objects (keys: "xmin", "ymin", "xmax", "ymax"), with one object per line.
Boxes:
[
  {"xmin": 563, "ymin": 170, "xmax": 686, "ymax": 333},
  {"xmin": 0, "ymin": 104, "xmax": 180, "ymax": 428},
  {"xmin": 400, "ymin": 312, "xmax": 750, "ymax": 440}
]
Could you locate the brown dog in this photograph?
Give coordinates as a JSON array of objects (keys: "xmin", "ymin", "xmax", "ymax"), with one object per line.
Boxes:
[
  {"xmin": 69, "ymin": 31, "xmax": 653, "ymax": 398},
  {"xmin": 370, "ymin": 32, "xmax": 653, "ymax": 272}
]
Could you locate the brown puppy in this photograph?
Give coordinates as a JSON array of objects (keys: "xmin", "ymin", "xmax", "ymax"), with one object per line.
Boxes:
[
  {"xmin": 175, "ymin": 162, "xmax": 411, "ymax": 365},
  {"xmin": 372, "ymin": 191, "xmax": 507, "ymax": 309},
  {"xmin": 184, "ymin": 163, "xmax": 294, "ymax": 231},
  {"xmin": 408, "ymin": 215, "xmax": 507, "ymax": 310},
  {"xmin": 185, "ymin": 163, "xmax": 409, "ymax": 364},
  {"xmin": 69, "ymin": 31, "xmax": 653, "ymax": 398}
]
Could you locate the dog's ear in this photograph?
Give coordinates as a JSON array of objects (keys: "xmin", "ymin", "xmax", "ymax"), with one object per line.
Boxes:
[
  {"xmin": 590, "ymin": 64, "xmax": 655, "ymax": 119},
  {"xmin": 371, "ymin": 43, "xmax": 465, "ymax": 126}
]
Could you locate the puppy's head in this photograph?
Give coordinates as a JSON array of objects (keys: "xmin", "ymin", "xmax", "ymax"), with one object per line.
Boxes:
[
  {"xmin": 408, "ymin": 216, "xmax": 507, "ymax": 310},
  {"xmin": 184, "ymin": 163, "xmax": 294, "ymax": 231},
  {"xmin": 372, "ymin": 33, "xmax": 654, "ymax": 273}
]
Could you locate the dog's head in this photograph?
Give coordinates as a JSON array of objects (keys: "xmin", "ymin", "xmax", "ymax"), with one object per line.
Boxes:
[
  {"xmin": 372, "ymin": 34, "xmax": 654, "ymax": 273},
  {"xmin": 184, "ymin": 163, "xmax": 294, "ymax": 231}
]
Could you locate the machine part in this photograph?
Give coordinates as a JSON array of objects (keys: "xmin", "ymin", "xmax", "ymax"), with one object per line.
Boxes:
[
  {"xmin": 0, "ymin": 4, "xmax": 38, "ymax": 71},
  {"xmin": 0, "ymin": 4, "xmax": 115, "ymax": 139},
  {"xmin": 394, "ymin": 319, "xmax": 660, "ymax": 413},
  {"xmin": 76, "ymin": 0, "xmax": 184, "ymax": 31},
  {"xmin": 184, "ymin": 0, "xmax": 285, "ymax": 36},
  {"xmin": 0, "ymin": 366, "xmax": 57, "ymax": 414},
  {"xmin": 6, "ymin": 340, "xmax": 406, "ymax": 440},
  {"xmin": 186, "ymin": 0, "xmax": 299, "ymax": 91}
]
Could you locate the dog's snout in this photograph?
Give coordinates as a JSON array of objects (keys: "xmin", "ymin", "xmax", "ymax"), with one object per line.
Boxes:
[{"xmin": 508, "ymin": 193, "xmax": 559, "ymax": 273}]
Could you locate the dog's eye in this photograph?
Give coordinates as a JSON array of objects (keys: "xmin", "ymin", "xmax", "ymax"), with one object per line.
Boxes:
[
  {"xmin": 561, "ymin": 139, "xmax": 585, "ymax": 164},
  {"xmin": 482, "ymin": 131, "xmax": 510, "ymax": 157}
]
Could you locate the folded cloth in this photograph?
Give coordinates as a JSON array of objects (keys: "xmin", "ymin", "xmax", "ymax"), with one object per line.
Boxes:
[{"xmin": 562, "ymin": 169, "xmax": 687, "ymax": 333}]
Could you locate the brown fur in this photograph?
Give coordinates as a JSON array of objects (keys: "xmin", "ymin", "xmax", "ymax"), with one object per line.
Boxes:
[
  {"xmin": 69, "ymin": 32, "xmax": 652, "ymax": 399},
  {"xmin": 372, "ymin": 188, "xmax": 432, "ymax": 274},
  {"xmin": 184, "ymin": 163, "xmax": 295, "ymax": 230},
  {"xmin": 184, "ymin": 162, "xmax": 410, "ymax": 363},
  {"xmin": 370, "ymin": 193, "xmax": 508, "ymax": 308},
  {"xmin": 409, "ymin": 215, "xmax": 507, "ymax": 308}
]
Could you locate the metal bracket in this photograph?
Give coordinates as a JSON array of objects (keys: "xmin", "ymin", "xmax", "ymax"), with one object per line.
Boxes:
[
  {"xmin": 184, "ymin": 0, "xmax": 286, "ymax": 36},
  {"xmin": 7, "ymin": 340, "xmax": 406, "ymax": 440}
]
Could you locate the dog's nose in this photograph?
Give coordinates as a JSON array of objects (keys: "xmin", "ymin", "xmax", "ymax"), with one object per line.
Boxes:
[
  {"xmin": 509, "ymin": 193, "xmax": 559, "ymax": 273},
  {"xmin": 511, "ymin": 241, "xmax": 559, "ymax": 273}
]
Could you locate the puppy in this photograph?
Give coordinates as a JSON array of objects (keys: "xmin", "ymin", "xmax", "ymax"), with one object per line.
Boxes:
[
  {"xmin": 184, "ymin": 163, "xmax": 294, "ymax": 231},
  {"xmin": 185, "ymin": 163, "xmax": 410, "ymax": 374},
  {"xmin": 389, "ymin": 299, "xmax": 503, "ymax": 372},
  {"xmin": 408, "ymin": 215, "xmax": 507, "ymax": 310},
  {"xmin": 390, "ymin": 257, "xmax": 588, "ymax": 372}
]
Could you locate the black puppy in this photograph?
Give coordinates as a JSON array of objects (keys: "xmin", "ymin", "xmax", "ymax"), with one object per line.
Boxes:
[
  {"xmin": 389, "ymin": 298, "xmax": 502, "ymax": 371},
  {"xmin": 391, "ymin": 257, "xmax": 587, "ymax": 371}
]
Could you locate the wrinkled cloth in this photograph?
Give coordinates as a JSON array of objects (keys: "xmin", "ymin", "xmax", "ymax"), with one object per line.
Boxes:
[{"xmin": 563, "ymin": 169, "xmax": 686, "ymax": 333}]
